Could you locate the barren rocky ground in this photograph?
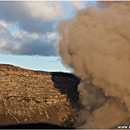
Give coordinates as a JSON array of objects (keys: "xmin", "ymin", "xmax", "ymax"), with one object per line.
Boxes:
[{"xmin": 0, "ymin": 64, "xmax": 80, "ymax": 128}]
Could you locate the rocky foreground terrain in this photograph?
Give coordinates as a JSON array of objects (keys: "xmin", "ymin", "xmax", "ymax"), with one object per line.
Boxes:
[{"xmin": 0, "ymin": 64, "xmax": 80, "ymax": 128}]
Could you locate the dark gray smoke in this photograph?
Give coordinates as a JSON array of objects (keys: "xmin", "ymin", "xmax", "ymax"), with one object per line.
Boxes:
[{"xmin": 57, "ymin": 2, "xmax": 130, "ymax": 129}]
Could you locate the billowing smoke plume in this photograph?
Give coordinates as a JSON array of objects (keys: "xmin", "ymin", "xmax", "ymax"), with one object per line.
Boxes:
[{"xmin": 57, "ymin": 2, "xmax": 130, "ymax": 129}]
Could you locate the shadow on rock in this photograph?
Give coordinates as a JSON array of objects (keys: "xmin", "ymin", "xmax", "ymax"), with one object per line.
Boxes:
[
  {"xmin": 51, "ymin": 72, "xmax": 80, "ymax": 107},
  {"xmin": 0, "ymin": 123, "xmax": 74, "ymax": 129}
]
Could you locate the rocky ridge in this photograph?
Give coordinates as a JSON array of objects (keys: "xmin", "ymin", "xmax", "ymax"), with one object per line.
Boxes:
[{"xmin": 0, "ymin": 64, "xmax": 80, "ymax": 128}]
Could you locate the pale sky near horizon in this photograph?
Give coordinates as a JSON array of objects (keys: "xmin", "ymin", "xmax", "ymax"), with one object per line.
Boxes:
[{"xmin": 0, "ymin": 1, "xmax": 96, "ymax": 72}]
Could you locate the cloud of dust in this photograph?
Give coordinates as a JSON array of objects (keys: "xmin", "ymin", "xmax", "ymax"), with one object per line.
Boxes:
[{"xmin": 57, "ymin": 2, "xmax": 130, "ymax": 129}]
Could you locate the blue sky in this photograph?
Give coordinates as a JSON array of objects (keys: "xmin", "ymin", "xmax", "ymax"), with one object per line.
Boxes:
[
  {"xmin": 0, "ymin": 1, "xmax": 95, "ymax": 72},
  {"xmin": 0, "ymin": 54, "xmax": 72, "ymax": 72}
]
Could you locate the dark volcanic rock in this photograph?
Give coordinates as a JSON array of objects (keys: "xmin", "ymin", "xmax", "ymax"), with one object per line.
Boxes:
[{"xmin": 0, "ymin": 64, "xmax": 80, "ymax": 128}]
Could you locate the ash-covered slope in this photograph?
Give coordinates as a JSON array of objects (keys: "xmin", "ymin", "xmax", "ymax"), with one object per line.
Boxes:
[{"xmin": 0, "ymin": 64, "xmax": 80, "ymax": 128}]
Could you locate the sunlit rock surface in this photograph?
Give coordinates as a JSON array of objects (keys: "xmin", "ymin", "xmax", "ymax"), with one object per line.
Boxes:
[{"xmin": 0, "ymin": 64, "xmax": 80, "ymax": 128}]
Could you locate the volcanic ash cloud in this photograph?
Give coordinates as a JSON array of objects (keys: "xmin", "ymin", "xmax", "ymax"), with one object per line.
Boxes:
[{"xmin": 57, "ymin": 2, "xmax": 130, "ymax": 129}]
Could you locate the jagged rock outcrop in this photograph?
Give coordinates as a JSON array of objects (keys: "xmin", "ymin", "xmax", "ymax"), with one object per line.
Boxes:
[{"xmin": 0, "ymin": 64, "xmax": 80, "ymax": 128}]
